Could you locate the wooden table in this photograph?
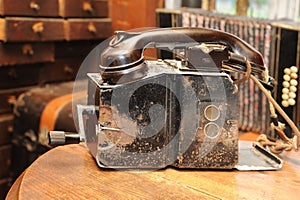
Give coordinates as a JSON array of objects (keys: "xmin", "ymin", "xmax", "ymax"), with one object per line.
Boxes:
[{"xmin": 6, "ymin": 134, "xmax": 300, "ymax": 200}]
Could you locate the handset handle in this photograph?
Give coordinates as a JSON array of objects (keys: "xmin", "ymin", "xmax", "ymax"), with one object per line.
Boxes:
[{"xmin": 100, "ymin": 27, "xmax": 264, "ymax": 83}]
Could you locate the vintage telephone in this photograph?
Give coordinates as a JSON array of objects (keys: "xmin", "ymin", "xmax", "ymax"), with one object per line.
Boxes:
[{"xmin": 49, "ymin": 27, "xmax": 299, "ymax": 170}]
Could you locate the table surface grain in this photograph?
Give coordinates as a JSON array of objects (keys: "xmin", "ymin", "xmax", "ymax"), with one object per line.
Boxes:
[{"xmin": 6, "ymin": 133, "xmax": 300, "ymax": 200}]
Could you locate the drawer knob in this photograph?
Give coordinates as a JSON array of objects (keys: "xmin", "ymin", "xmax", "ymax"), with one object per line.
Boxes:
[
  {"xmin": 22, "ymin": 44, "xmax": 34, "ymax": 56},
  {"xmin": 83, "ymin": 2, "xmax": 93, "ymax": 13},
  {"xmin": 64, "ymin": 65, "xmax": 73, "ymax": 74},
  {"xmin": 30, "ymin": 1, "xmax": 40, "ymax": 11},
  {"xmin": 7, "ymin": 95, "xmax": 17, "ymax": 106},
  {"xmin": 88, "ymin": 22, "xmax": 97, "ymax": 34},
  {"xmin": 32, "ymin": 22, "xmax": 44, "ymax": 34}
]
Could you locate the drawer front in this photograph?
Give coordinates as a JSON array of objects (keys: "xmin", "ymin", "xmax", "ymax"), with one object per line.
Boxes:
[
  {"xmin": 55, "ymin": 40, "xmax": 100, "ymax": 58},
  {"xmin": 0, "ymin": 145, "xmax": 11, "ymax": 179},
  {"xmin": 0, "ymin": 88, "xmax": 29, "ymax": 114},
  {"xmin": 0, "ymin": 0, "xmax": 60, "ymax": 17},
  {"xmin": 0, "ymin": 42, "xmax": 54, "ymax": 66},
  {"xmin": 0, "ymin": 64, "xmax": 40, "ymax": 89},
  {"xmin": 59, "ymin": 0, "xmax": 108, "ymax": 17},
  {"xmin": 0, "ymin": 114, "xmax": 13, "ymax": 145},
  {"xmin": 0, "ymin": 178, "xmax": 10, "ymax": 200},
  {"xmin": 65, "ymin": 18, "xmax": 112, "ymax": 40},
  {"xmin": 0, "ymin": 17, "xmax": 65, "ymax": 42},
  {"xmin": 39, "ymin": 57, "xmax": 84, "ymax": 84}
]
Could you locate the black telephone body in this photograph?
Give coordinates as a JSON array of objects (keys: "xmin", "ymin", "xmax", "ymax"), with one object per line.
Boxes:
[{"xmin": 80, "ymin": 27, "xmax": 275, "ymax": 169}]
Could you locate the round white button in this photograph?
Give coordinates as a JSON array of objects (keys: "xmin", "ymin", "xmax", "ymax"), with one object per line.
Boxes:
[
  {"xmin": 290, "ymin": 73, "xmax": 298, "ymax": 79},
  {"xmin": 284, "ymin": 68, "xmax": 291, "ymax": 75},
  {"xmin": 282, "ymin": 88, "xmax": 289, "ymax": 94},
  {"xmin": 288, "ymin": 98, "xmax": 296, "ymax": 106},
  {"xmin": 290, "ymin": 79, "xmax": 298, "ymax": 86},
  {"xmin": 283, "ymin": 81, "xmax": 290, "ymax": 88},
  {"xmin": 289, "ymin": 92, "xmax": 296, "ymax": 99},
  {"xmin": 282, "ymin": 100, "xmax": 289, "ymax": 107},
  {"xmin": 290, "ymin": 85, "xmax": 297, "ymax": 93},
  {"xmin": 282, "ymin": 93, "xmax": 289, "ymax": 100},
  {"xmin": 283, "ymin": 74, "xmax": 291, "ymax": 81},
  {"xmin": 290, "ymin": 66, "xmax": 298, "ymax": 73}
]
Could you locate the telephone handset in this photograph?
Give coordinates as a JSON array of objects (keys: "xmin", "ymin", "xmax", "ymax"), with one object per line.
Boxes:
[{"xmin": 100, "ymin": 27, "xmax": 267, "ymax": 85}]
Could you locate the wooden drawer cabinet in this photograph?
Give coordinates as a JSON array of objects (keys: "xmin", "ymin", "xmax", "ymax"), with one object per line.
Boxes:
[
  {"xmin": 65, "ymin": 18, "xmax": 112, "ymax": 40},
  {"xmin": 0, "ymin": 0, "xmax": 60, "ymax": 17},
  {"xmin": 59, "ymin": 0, "xmax": 109, "ymax": 18},
  {"xmin": 0, "ymin": 1, "xmax": 112, "ymax": 198},
  {"xmin": 0, "ymin": 17, "xmax": 65, "ymax": 42},
  {"xmin": 0, "ymin": 42, "xmax": 54, "ymax": 66}
]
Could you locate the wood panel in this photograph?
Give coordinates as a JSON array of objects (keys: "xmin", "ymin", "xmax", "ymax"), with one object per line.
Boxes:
[
  {"xmin": 39, "ymin": 57, "xmax": 84, "ymax": 84},
  {"xmin": 0, "ymin": 42, "xmax": 54, "ymax": 66},
  {"xmin": 0, "ymin": 178, "xmax": 10, "ymax": 200},
  {"xmin": 0, "ymin": 145, "xmax": 11, "ymax": 179},
  {"xmin": 110, "ymin": 0, "xmax": 164, "ymax": 31},
  {"xmin": 0, "ymin": 64, "xmax": 41, "ymax": 89},
  {"xmin": 0, "ymin": 0, "xmax": 60, "ymax": 17},
  {"xmin": 0, "ymin": 17, "xmax": 65, "ymax": 42},
  {"xmin": 59, "ymin": 0, "xmax": 109, "ymax": 17},
  {"xmin": 64, "ymin": 18, "xmax": 112, "ymax": 41},
  {"xmin": 0, "ymin": 114, "xmax": 13, "ymax": 145},
  {"xmin": 54, "ymin": 40, "xmax": 100, "ymax": 58},
  {"xmin": 7, "ymin": 142, "xmax": 300, "ymax": 200}
]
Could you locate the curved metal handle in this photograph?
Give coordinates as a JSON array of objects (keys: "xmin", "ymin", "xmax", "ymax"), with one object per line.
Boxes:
[
  {"xmin": 82, "ymin": 1, "xmax": 93, "ymax": 13},
  {"xmin": 88, "ymin": 22, "xmax": 97, "ymax": 34},
  {"xmin": 32, "ymin": 22, "xmax": 44, "ymax": 34},
  {"xmin": 30, "ymin": 1, "xmax": 40, "ymax": 11},
  {"xmin": 22, "ymin": 44, "xmax": 34, "ymax": 56}
]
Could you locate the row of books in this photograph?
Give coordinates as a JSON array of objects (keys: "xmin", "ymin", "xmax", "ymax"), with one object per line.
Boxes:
[
  {"xmin": 182, "ymin": 9, "xmax": 272, "ymax": 133},
  {"xmin": 156, "ymin": 8, "xmax": 300, "ymax": 136}
]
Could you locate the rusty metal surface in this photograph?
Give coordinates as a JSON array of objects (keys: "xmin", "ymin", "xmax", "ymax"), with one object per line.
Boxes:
[{"xmin": 88, "ymin": 59, "xmax": 239, "ymax": 169}]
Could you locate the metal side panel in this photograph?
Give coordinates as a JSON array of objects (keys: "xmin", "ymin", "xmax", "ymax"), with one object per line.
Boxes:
[{"xmin": 236, "ymin": 141, "xmax": 282, "ymax": 171}]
